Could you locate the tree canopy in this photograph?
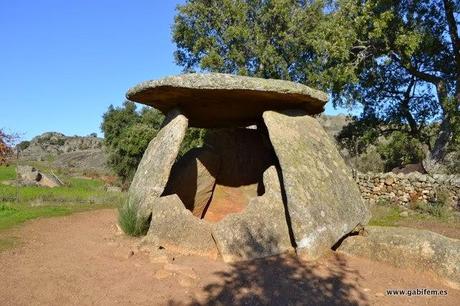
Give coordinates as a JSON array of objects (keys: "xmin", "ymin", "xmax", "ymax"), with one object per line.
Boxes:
[{"xmin": 173, "ymin": 0, "xmax": 460, "ymax": 172}]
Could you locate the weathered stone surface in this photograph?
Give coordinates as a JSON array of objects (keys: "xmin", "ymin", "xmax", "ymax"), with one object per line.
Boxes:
[
  {"xmin": 338, "ymin": 226, "xmax": 460, "ymax": 289},
  {"xmin": 204, "ymin": 128, "xmax": 275, "ymax": 186},
  {"xmin": 212, "ymin": 166, "xmax": 293, "ymax": 262},
  {"xmin": 201, "ymin": 128, "xmax": 276, "ymax": 222},
  {"xmin": 128, "ymin": 108, "xmax": 188, "ymax": 220},
  {"xmin": 263, "ymin": 110, "xmax": 370, "ymax": 259},
  {"xmin": 126, "ymin": 73, "xmax": 327, "ymax": 128},
  {"xmin": 164, "ymin": 147, "xmax": 220, "ymax": 218},
  {"xmin": 17, "ymin": 165, "xmax": 61, "ymax": 188},
  {"xmin": 145, "ymin": 195, "xmax": 218, "ymax": 258}
]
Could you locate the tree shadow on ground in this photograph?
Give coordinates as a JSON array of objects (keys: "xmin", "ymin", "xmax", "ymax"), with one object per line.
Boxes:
[{"xmin": 168, "ymin": 244, "xmax": 368, "ymax": 305}]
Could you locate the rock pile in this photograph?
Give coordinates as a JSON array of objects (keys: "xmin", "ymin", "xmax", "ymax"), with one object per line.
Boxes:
[
  {"xmin": 356, "ymin": 172, "xmax": 459, "ymax": 209},
  {"xmin": 125, "ymin": 73, "xmax": 370, "ymax": 262}
]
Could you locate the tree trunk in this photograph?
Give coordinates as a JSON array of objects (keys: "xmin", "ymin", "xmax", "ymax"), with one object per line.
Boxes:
[{"xmin": 423, "ymin": 81, "xmax": 455, "ymax": 173}]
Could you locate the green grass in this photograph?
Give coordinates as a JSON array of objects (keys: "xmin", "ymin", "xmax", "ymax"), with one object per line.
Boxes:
[
  {"xmin": 0, "ymin": 165, "xmax": 16, "ymax": 181},
  {"xmin": 0, "ymin": 165, "xmax": 125, "ymax": 252},
  {"xmin": 368, "ymin": 205, "xmax": 403, "ymax": 226},
  {"xmin": 118, "ymin": 201, "xmax": 150, "ymax": 237},
  {"xmin": 0, "ymin": 174, "xmax": 115, "ymax": 204},
  {"xmin": 0, "ymin": 202, "xmax": 118, "ymax": 231}
]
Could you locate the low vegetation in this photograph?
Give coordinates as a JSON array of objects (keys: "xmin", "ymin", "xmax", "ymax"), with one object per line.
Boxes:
[
  {"xmin": 369, "ymin": 195, "xmax": 458, "ymax": 228},
  {"xmin": 117, "ymin": 201, "xmax": 150, "ymax": 237},
  {"xmin": 0, "ymin": 166, "xmax": 125, "ymax": 234}
]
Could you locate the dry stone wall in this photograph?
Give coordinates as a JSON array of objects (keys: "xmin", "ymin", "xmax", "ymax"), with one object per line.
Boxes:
[{"xmin": 356, "ymin": 172, "xmax": 460, "ymax": 209}]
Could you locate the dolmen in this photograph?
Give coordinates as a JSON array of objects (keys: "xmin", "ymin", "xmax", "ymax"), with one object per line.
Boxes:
[{"xmin": 125, "ymin": 73, "xmax": 370, "ymax": 262}]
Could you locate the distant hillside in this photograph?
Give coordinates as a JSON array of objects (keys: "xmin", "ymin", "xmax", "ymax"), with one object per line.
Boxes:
[
  {"xmin": 17, "ymin": 132, "xmax": 109, "ymax": 173},
  {"xmin": 317, "ymin": 114, "xmax": 351, "ymax": 138}
]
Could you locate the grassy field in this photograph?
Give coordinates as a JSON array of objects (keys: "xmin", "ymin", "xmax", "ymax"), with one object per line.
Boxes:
[{"xmin": 0, "ymin": 165, "xmax": 124, "ymax": 233}]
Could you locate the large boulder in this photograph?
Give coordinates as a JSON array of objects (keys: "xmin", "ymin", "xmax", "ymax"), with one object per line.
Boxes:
[
  {"xmin": 16, "ymin": 165, "xmax": 61, "ymax": 188},
  {"xmin": 126, "ymin": 73, "xmax": 327, "ymax": 128},
  {"xmin": 212, "ymin": 166, "xmax": 294, "ymax": 262},
  {"xmin": 337, "ymin": 226, "xmax": 460, "ymax": 289},
  {"xmin": 163, "ymin": 147, "xmax": 220, "ymax": 218},
  {"xmin": 145, "ymin": 195, "xmax": 218, "ymax": 258},
  {"xmin": 263, "ymin": 110, "xmax": 370, "ymax": 259},
  {"xmin": 128, "ymin": 108, "xmax": 188, "ymax": 221}
]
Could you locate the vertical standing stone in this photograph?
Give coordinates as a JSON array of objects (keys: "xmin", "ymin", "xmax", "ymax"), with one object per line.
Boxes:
[
  {"xmin": 128, "ymin": 108, "xmax": 188, "ymax": 221},
  {"xmin": 263, "ymin": 110, "xmax": 370, "ymax": 259}
]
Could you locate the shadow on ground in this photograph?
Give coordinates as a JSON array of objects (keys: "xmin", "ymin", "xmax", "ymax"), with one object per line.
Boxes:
[{"xmin": 168, "ymin": 252, "xmax": 368, "ymax": 306}]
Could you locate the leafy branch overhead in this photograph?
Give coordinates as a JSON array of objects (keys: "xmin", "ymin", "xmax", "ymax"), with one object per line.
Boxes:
[{"xmin": 173, "ymin": 0, "xmax": 460, "ymax": 173}]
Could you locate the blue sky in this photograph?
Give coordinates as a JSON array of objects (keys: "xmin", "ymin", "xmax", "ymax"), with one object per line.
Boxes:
[{"xmin": 1, "ymin": 0, "xmax": 349, "ymax": 141}]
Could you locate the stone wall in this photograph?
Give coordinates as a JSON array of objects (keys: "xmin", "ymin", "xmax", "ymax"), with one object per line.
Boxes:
[{"xmin": 355, "ymin": 172, "xmax": 460, "ymax": 209}]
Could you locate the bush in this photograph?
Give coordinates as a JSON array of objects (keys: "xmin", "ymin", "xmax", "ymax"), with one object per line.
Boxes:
[
  {"xmin": 101, "ymin": 101, "xmax": 206, "ymax": 185},
  {"xmin": 351, "ymin": 145, "xmax": 385, "ymax": 173},
  {"xmin": 376, "ymin": 131, "xmax": 425, "ymax": 171},
  {"xmin": 118, "ymin": 201, "xmax": 150, "ymax": 237}
]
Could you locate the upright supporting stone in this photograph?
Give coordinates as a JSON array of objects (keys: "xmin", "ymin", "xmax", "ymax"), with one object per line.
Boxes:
[
  {"xmin": 212, "ymin": 166, "xmax": 293, "ymax": 262},
  {"xmin": 145, "ymin": 195, "xmax": 218, "ymax": 258},
  {"xmin": 263, "ymin": 110, "xmax": 370, "ymax": 259},
  {"xmin": 128, "ymin": 108, "xmax": 188, "ymax": 221}
]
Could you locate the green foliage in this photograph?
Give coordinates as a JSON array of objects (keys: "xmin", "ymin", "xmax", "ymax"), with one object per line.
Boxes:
[
  {"xmin": 414, "ymin": 187, "xmax": 452, "ymax": 218},
  {"xmin": 173, "ymin": 0, "xmax": 459, "ymax": 166},
  {"xmin": 376, "ymin": 131, "xmax": 425, "ymax": 171},
  {"xmin": 179, "ymin": 128, "xmax": 206, "ymax": 157},
  {"xmin": 101, "ymin": 102, "xmax": 206, "ymax": 185},
  {"xmin": 117, "ymin": 202, "xmax": 149, "ymax": 237},
  {"xmin": 0, "ymin": 165, "xmax": 16, "ymax": 181},
  {"xmin": 173, "ymin": 0, "xmax": 324, "ymax": 81}
]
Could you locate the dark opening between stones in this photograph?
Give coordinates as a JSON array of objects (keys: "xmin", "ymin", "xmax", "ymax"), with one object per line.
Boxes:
[{"xmin": 163, "ymin": 125, "xmax": 277, "ymax": 223}]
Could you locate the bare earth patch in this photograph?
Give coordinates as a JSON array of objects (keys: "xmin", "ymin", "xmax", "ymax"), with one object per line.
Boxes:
[{"xmin": 0, "ymin": 209, "xmax": 458, "ymax": 305}]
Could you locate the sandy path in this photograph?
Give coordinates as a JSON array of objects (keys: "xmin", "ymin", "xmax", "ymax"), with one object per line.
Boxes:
[{"xmin": 0, "ymin": 209, "xmax": 458, "ymax": 306}]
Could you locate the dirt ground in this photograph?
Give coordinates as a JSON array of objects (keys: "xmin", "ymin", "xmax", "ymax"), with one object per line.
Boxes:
[{"xmin": 0, "ymin": 209, "xmax": 458, "ymax": 306}]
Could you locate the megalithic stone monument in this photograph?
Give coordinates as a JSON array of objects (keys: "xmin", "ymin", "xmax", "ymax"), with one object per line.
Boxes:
[{"xmin": 126, "ymin": 73, "xmax": 370, "ymax": 262}]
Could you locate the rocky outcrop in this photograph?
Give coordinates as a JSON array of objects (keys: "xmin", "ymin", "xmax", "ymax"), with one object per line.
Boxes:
[
  {"xmin": 17, "ymin": 165, "xmax": 62, "ymax": 188},
  {"xmin": 128, "ymin": 108, "xmax": 188, "ymax": 221},
  {"xmin": 212, "ymin": 166, "xmax": 293, "ymax": 262},
  {"xmin": 338, "ymin": 226, "xmax": 460, "ymax": 289},
  {"xmin": 356, "ymin": 172, "xmax": 459, "ymax": 209},
  {"xmin": 126, "ymin": 73, "xmax": 327, "ymax": 128},
  {"xmin": 18, "ymin": 132, "xmax": 108, "ymax": 172},
  {"xmin": 145, "ymin": 195, "xmax": 218, "ymax": 258},
  {"xmin": 263, "ymin": 110, "xmax": 370, "ymax": 259}
]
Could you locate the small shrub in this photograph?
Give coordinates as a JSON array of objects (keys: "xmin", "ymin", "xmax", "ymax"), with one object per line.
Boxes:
[
  {"xmin": 414, "ymin": 192, "xmax": 450, "ymax": 218},
  {"xmin": 118, "ymin": 201, "xmax": 150, "ymax": 237},
  {"xmin": 376, "ymin": 131, "xmax": 425, "ymax": 171}
]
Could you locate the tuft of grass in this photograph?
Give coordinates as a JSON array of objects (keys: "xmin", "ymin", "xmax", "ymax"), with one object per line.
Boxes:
[
  {"xmin": 118, "ymin": 202, "xmax": 150, "ymax": 237},
  {"xmin": 414, "ymin": 201, "xmax": 450, "ymax": 219}
]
